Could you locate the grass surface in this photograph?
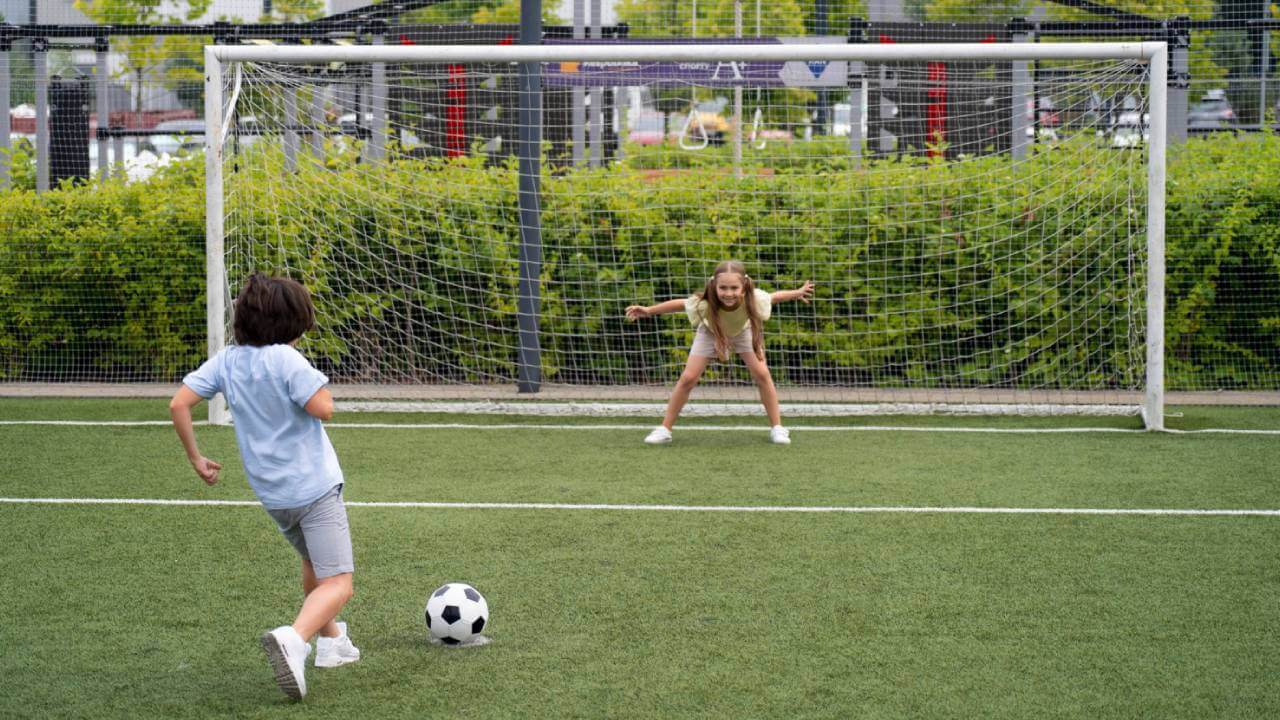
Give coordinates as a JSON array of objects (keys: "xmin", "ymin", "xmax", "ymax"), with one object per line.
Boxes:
[{"xmin": 1, "ymin": 399, "xmax": 1278, "ymax": 719}]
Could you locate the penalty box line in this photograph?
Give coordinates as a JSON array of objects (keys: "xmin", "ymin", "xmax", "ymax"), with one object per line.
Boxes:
[
  {"xmin": 2, "ymin": 420, "xmax": 1280, "ymax": 435},
  {"xmin": 2, "ymin": 497, "xmax": 1278, "ymax": 517}
]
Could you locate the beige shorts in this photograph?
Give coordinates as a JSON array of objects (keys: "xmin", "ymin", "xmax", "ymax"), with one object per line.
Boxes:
[{"xmin": 689, "ymin": 324, "xmax": 754, "ymax": 358}]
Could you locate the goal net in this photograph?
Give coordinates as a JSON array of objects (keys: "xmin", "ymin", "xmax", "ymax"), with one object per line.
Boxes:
[{"xmin": 206, "ymin": 42, "xmax": 1167, "ymax": 427}]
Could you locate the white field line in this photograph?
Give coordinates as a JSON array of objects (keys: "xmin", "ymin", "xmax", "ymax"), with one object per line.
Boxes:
[
  {"xmin": 1, "ymin": 420, "xmax": 1279, "ymax": 434},
  {"xmin": 1, "ymin": 497, "xmax": 1277, "ymax": 516}
]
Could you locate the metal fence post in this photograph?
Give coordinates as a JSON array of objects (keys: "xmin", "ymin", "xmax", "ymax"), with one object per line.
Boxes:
[
  {"xmin": 1010, "ymin": 18, "xmax": 1033, "ymax": 162},
  {"xmin": 95, "ymin": 34, "xmax": 110, "ymax": 181},
  {"xmin": 34, "ymin": 36, "xmax": 48, "ymax": 192},
  {"xmin": 367, "ymin": 29, "xmax": 386, "ymax": 163},
  {"xmin": 0, "ymin": 26, "xmax": 12, "ymax": 191},
  {"xmin": 516, "ymin": 0, "xmax": 544, "ymax": 393},
  {"xmin": 1168, "ymin": 17, "xmax": 1189, "ymax": 144},
  {"xmin": 847, "ymin": 17, "xmax": 867, "ymax": 169}
]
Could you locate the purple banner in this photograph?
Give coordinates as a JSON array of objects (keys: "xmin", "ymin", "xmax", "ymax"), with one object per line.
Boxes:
[
  {"xmin": 544, "ymin": 59, "xmax": 790, "ymax": 87},
  {"xmin": 541, "ymin": 38, "xmax": 849, "ymax": 88}
]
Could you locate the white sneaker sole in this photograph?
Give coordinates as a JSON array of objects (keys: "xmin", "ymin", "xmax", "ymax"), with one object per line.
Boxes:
[
  {"xmin": 644, "ymin": 436, "xmax": 671, "ymax": 445},
  {"xmin": 261, "ymin": 632, "xmax": 305, "ymax": 700}
]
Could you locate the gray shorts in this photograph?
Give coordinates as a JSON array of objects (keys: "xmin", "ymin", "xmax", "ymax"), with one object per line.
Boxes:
[
  {"xmin": 689, "ymin": 324, "xmax": 754, "ymax": 358},
  {"xmin": 266, "ymin": 484, "xmax": 354, "ymax": 579}
]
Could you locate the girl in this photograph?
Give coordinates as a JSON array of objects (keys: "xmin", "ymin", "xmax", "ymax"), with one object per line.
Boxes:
[
  {"xmin": 626, "ymin": 261, "xmax": 814, "ymax": 445},
  {"xmin": 169, "ymin": 274, "xmax": 358, "ymax": 701}
]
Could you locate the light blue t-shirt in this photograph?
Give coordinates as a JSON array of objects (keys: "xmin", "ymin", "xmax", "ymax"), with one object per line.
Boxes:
[{"xmin": 183, "ymin": 344, "xmax": 344, "ymax": 510}]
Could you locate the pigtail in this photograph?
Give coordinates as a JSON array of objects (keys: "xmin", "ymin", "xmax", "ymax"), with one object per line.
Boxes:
[{"xmin": 741, "ymin": 274, "xmax": 766, "ymax": 361}]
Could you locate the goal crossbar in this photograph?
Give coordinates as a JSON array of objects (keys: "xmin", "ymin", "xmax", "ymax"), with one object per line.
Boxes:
[
  {"xmin": 206, "ymin": 42, "xmax": 1166, "ymax": 65},
  {"xmin": 204, "ymin": 42, "xmax": 1168, "ymax": 430}
]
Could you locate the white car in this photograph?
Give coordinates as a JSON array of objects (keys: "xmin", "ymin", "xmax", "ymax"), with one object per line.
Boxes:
[
  {"xmin": 149, "ymin": 119, "xmax": 206, "ymax": 157},
  {"xmin": 1108, "ymin": 111, "xmax": 1149, "ymax": 149}
]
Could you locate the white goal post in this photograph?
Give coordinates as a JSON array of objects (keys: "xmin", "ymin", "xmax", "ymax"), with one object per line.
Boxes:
[{"xmin": 204, "ymin": 41, "xmax": 1167, "ymax": 428}]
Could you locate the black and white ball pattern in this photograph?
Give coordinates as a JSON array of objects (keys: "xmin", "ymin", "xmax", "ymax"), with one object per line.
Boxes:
[{"xmin": 425, "ymin": 583, "xmax": 489, "ymax": 645}]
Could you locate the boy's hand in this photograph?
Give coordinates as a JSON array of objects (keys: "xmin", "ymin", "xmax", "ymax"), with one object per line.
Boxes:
[
  {"xmin": 191, "ymin": 456, "xmax": 222, "ymax": 485},
  {"xmin": 795, "ymin": 280, "xmax": 814, "ymax": 304},
  {"xmin": 625, "ymin": 305, "xmax": 651, "ymax": 321}
]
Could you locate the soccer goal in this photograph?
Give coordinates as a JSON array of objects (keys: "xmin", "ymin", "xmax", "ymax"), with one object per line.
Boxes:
[{"xmin": 204, "ymin": 41, "xmax": 1167, "ymax": 428}]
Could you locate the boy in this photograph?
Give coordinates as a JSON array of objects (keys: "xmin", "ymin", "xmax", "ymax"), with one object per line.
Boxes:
[{"xmin": 169, "ymin": 273, "xmax": 358, "ymax": 701}]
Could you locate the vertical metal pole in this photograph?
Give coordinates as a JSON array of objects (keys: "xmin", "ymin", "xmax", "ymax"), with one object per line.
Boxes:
[
  {"xmin": 1010, "ymin": 19, "xmax": 1033, "ymax": 162},
  {"xmin": 34, "ymin": 37, "xmax": 48, "ymax": 192},
  {"xmin": 0, "ymin": 33, "xmax": 11, "ymax": 191},
  {"xmin": 1259, "ymin": 20, "xmax": 1270, "ymax": 126},
  {"xmin": 878, "ymin": 64, "xmax": 895, "ymax": 153},
  {"xmin": 814, "ymin": 0, "xmax": 829, "ymax": 134},
  {"xmin": 1145, "ymin": 47, "xmax": 1167, "ymax": 431},
  {"xmin": 368, "ymin": 33, "xmax": 386, "ymax": 162},
  {"xmin": 589, "ymin": 0, "xmax": 603, "ymax": 167},
  {"xmin": 113, "ymin": 132, "xmax": 125, "ymax": 180},
  {"xmin": 204, "ymin": 48, "xmax": 229, "ymax": 425},
  {"xmin": 733, "ymin": 0, "xmax": 743, "ymax": 177},
  {"xmin": 283, "ymin": 86, "xmax": 299, "ymax": 172},
  {"xmin": 305, "ymin": 82, "xmax": 324, "ymax": 161},
  {"xmin": 95, "ymin": 35, "xmax": 110, "ymax": 182},
  {"xmin": 1168, "ymin": 18, "xmax": 1188, "ymax": 144},
  {"xmin": 516, "ymin": 0, "xmax": 544, "ymax": 393},
  {"xmin": 572, "ymin": 0, "xmax": 585, "ymax": 166},
  {"xmin": 848, "ymin": 18, "xmax": 865, "ymax": 169}
]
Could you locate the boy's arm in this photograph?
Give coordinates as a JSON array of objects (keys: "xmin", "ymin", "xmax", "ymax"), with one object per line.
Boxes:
[
  {"xmin": 625, "ymin": 298, "xmax": 689, "ymax": 320},
  {"xmin": 304, "ymin": 387, "xmax": 335, "ymax": 421},
  {"xmin": 770, "ymin": 280, "xmax": 814, "ymax": 305},
  {"xmin": 169, "ymin": 385, "xmax": 222, "ymax": 485}
]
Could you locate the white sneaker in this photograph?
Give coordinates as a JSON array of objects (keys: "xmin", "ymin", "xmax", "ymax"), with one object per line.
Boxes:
[
  {"xmin": 315, "ymin": 622, "xmax": 361, "ymax": 668},
  {"xmin": 644, "ymin": 426, "xmax": 672, "ymax": 445},
  {"xmin": 769, "ymin": 425, "xmax": 791, "ymax": 445},
  {"xmin": 261, "ymin": 625, "xmax": 311, "ymax": 700}
]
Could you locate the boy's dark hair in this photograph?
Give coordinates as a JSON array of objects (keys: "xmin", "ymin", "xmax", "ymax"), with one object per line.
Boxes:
[{"xmin": 232, "ymin": 273, "xmax": 316, "ymax": 346}]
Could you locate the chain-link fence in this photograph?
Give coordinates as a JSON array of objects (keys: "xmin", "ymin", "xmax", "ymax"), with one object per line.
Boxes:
[{"xmin": 1, "ymin": 1, "xmax": 1276, "ymax": 398}]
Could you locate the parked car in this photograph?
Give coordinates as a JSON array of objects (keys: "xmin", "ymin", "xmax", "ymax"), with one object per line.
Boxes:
[
  {"xmin": 149, "ymin": 119, "xmax": 205, "ymax": 157},
  {"xmin": 1109, "ymin": 111, "xmax": 1149, "ymax": 149},
  {"xmin": 1188, "ymin": 89, "xmax": 1236, "ymax": 129}
]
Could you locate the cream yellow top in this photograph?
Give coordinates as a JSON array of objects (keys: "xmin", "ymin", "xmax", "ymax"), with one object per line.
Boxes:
[{"xmin": 684, "ymin": 289, "xmax": 772, "ymax": 336}]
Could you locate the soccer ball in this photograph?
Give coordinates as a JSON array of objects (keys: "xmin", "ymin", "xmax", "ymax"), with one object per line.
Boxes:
[{"xmin": 424, "ymin": 582, "xmax": 489, "ymax": 645}]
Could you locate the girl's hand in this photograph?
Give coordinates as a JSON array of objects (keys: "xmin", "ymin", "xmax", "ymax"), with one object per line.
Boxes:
[
  {"xmin": 795, "ymin": 280, "xmax": 814, "ymax": 304},
  {"xmin": 191, "ymin": 456, "xmax": 222, "ymax": 485},
  {"xmin": 625, "ymin": 305, "xmax": 651, "ymax": 321}
]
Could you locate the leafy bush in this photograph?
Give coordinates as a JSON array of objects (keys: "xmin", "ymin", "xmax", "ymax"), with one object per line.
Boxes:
[
  {"xmin": 1, "ymin": 133, "xmax": 1277, "ymax": 390},
  {"xmin": 0, "ymin": 158, "xmax": 206, "ymax": 380}
]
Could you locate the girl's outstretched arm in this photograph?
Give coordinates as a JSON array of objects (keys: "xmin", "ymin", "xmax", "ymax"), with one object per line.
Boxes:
[
  {"xmin": 770, "ymin": 280, "xmax": 814, "ymax": 305},
  {"xmin": 626, "ymin": 298, "xmax": 689, "ymax": 320}
]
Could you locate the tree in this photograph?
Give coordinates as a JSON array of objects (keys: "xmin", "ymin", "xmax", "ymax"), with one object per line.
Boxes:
[
  {"xmin": 403, "ymin": 1, "xmax": 562, "ymax": 26},
  {"xmin": 261, "ymin": 0, "xmax": 325, "ymax": 22},
  {"xmin": 74, "ymin": 0, "xmax": 214, "ymax": 112},
  {"xmin": 922, "ymin": 0, "xmax": 1227, "ymax": 88},
  {"xmin": 470, "ymin": 0, "xmax": 564, "ymax": 25}
]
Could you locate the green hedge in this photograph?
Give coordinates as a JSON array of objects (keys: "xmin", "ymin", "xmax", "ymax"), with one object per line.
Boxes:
[
  {"xmin": 0, "ymin": 159, "xmax": 206, "ymax": 380},
  {"xmin": 1, "ymin": 133, "xmax": 1277, "ymax": 390}
]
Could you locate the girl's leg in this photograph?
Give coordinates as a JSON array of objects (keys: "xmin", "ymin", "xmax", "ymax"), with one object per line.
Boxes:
[
  {"xmin": 739, "ymin": 351, "xmax": 782, "ymax": 426},
  {"xmin": 662, "ymin": 354, "xmax": 713, "ymax": 429},
  {"xmin": 293, "ymin": 560, "xmax": 354, "ymax": 642}
]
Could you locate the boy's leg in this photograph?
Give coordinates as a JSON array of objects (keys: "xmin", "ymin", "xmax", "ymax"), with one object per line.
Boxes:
[
  {"xmin": 292, "ymin": 571, "xmax": 354, "ymax": 642},
  {"xmin": 739, "ymin": 351, "xmax": 782, "ymax": 427},
  {"xmin": 290, "ymin": 486, "xmax": 355, "ymax": 642},
  {"xmin": 301, "ymin": 559, "xmax": 341, "ymax": 639},
  {"xmin": 662, "ymin": 354, "xmax": 712, "ymax": 429}
]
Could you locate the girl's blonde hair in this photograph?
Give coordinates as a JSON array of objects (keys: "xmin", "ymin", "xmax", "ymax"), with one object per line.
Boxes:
[{"xmin": 696, "ymin": 260, "xmax": 765, "ymax": 361}]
